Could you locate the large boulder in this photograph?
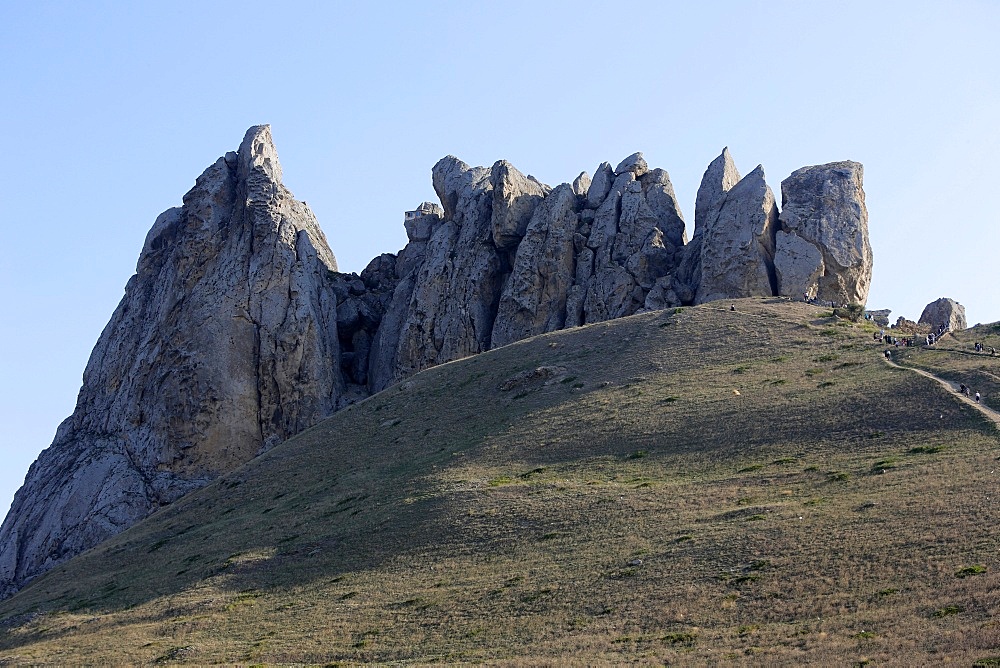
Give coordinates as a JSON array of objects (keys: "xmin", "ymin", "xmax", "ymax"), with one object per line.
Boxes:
[
  {"xmin": 0, "ymin": 126, "xmax": 343, "ymax": 599},
  {"xmin": 774, "ymin": 161, "xmax": 871, "ymax": 305},
  {"xmin": 695, "ymin": 165, "xmax": 779, "ymax": 304},
  {"xmin": 918, "ymin": 298, "xmax": 967, "ymax": 332}
]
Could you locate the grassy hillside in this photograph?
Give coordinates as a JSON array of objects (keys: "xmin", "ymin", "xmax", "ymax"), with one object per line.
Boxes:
[{"xmin": 1, "ymin": 298, "xmax": 999, "ymax": 665}]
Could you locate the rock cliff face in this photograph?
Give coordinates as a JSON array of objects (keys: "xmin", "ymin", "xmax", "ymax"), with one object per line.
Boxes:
[
  {"xmin": 0, "ymin": 129, "xmax": 876, "ymax": 600},
  {"xmin": 0, "ymin": 126, "xmax": 343, "ymax": 599},
  {"xmin": 918, "ymin": 297, "xmax": 967, "ymax": 332}
]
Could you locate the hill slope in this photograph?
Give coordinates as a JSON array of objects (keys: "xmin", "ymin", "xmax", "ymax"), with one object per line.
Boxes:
[{"xmin": 1, "ymin": 299, "xmax": 999, "ymax": 665}]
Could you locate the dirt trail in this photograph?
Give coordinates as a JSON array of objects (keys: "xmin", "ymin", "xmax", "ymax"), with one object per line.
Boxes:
[{"xmin": 883, "ymin": 357, "xmax": 1000, "ymax": 429}]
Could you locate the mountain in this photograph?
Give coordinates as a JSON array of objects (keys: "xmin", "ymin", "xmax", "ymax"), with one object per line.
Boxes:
[
  {"xmin": 0, "ymin": 127, "xmax": 873, "ymax": 599},
  {"xmin": 1, "ymin": 299, "xmax": 998, "ymax": 664}
]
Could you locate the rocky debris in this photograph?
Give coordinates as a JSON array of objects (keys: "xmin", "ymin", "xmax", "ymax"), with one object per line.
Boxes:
[
  {"xmin": 774, "ymin": 162, "xmax": 871, "ymax": 305},
  {"xmin": 919, "ymin": 298, "xmax": 967, "ymax": 332},
  {"xmin": 0, "ymin": 125, "xmax": 343, "ymax": 599},
  {"xmin": 695, "ymin": 166, "xmax": 779, "ymax": 303}
]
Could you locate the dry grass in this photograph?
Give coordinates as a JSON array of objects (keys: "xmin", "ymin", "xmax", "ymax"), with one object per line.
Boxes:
[{"xmin": 1, "ymin": 298, "xmax": 999, "ymax": 665}]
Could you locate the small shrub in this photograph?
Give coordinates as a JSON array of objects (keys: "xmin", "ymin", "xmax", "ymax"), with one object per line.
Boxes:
[
  {"xmin": 559, "ymin": 376, "xmax": 577, "ymax": 384},
  {"xmin": 628, "ymin": 450, "xmax": 648, "ymax": 460},
  {"xmin": 488, "ymin": 476, "xmax": 514, "ymax": 486},
  {"xmin": 871, "ymin": 458, "xmax": 898, "ymax": 472},
  {"xmin": 855, "ymin": 631, "xmax": 877, "ymax": 639},
  {"xmin": 876, "ymin": 588, "xmax": 899, "ymax": 597},
  {"xmin": 956, "ymin": 565, "xmax": 987, "ymax": 578},
  {"xmin": 662, "ymin": 631, "xmax": 697, "ymax": 645},
  {"xmin": 973, "ymin": 657, "xmax": 1000, "ymax": 667},
  {"xmin": 815, "ymin": 354, "xmax": 839, "ymax": 362},
  {"xmin": 805, "ymin": 368, "xmax": 824, "ymax": 376},
  {"xmin": 828, "ymin": 471, "xmax": 850, "ymax": 482},
  {"xmin": 932, "ymin": 605, "xmax": 963, "ymax": 617},
  {"xmin": 739, "ymin": 464, "xmax": 764, "ymax": 473},
  {"xmin": 908, "ymin": 445, "xmax": 944, "ymax": 454}
]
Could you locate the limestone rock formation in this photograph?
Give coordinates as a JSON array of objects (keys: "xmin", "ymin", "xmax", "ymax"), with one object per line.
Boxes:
[
  {"xmin": 918, "ymin": 298, "xmax": 967, "ymax": 332},
  {"xmin": 774, "ymin": 162, "xmax": 871, "ymax": 305},
  {"xmin": 695, "ymin": 166, "xmax": 779, "ymax": 304},
  {"xmin": 489, "ymin": 161, "xmax": 550, "ymax": 249},
  {"xmin": 0, "ymin": 126, "xmax": 342, "ymax": 599},
  {"xmin": 1, "ymin": 134, "xmax": 879, "ymax": 601},
  {"xmin": 694, "ymin": 147, "xmax": 741, "ymax": 235},
  {"xmin": 491, "ymin": 184, "xmax": 579, "ymax": 347}
]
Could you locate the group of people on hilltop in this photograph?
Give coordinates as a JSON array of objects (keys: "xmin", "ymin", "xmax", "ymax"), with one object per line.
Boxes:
[{"xmin": 973, "ymin": 341, "xmax": 997, "ymax": 356}]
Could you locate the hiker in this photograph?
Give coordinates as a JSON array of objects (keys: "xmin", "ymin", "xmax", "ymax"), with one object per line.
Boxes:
[
  {"xmin": 991, "ymin": 347, "xmax": 996, "ymax": 356},
  {"xmin": 976, "ymin": 392, "xmax": 981, "ymax": 403},
  {"xmin": 884, "ymin": 349, "xmax": 891, "ymax": 360},
  {"xmin": 960, "ymin": 383, "xmax": 967, "ymax": 394},
  {"xmin": 730, "ymin": 304, "xmax": 736, "ymax": 311}
]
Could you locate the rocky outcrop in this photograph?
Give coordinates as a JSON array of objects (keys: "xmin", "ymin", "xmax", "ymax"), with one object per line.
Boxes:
[
  {"xmin": 1, "ymin": 133, "xmax": 878, "ymax": 601},
  {"xmin": 0, "ymin": 126, "xmax": 343, "ymax": 599},
  {"xmin": 695, "ymin": 166, "xmax": 779, "ymax": 304},
  {"xmin": 774, "ymin": 162, "xmax": 871, "ymax": 305},
  {"xmin": 491, "ymin": 184, "xmax": 579, "ymax": 347},
  {"xmin": 919, "ymin": 298, "xmax": 967, "ymax": 332}
]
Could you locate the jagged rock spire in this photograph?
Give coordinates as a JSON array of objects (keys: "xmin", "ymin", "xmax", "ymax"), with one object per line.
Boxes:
[{"xmin": 0, "ymin": 125, "xmax": 342, "ymax": 598}]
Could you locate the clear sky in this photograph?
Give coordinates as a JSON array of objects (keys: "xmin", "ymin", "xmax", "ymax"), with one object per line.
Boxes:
[{"xmin": 2, "ymin": 1, "xmax": 998, "ymax": 517}]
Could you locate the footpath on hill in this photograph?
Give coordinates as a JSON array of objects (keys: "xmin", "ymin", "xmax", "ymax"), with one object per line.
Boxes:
[{"xmin": 883, "ymin": 356, "xmax": 1000, "ymax": 429}]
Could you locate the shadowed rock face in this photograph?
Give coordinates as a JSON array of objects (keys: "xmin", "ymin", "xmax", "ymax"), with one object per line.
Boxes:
[
  {"xmin": 919, "ymin": 297, "xmax": 967, "ymax": 331},
  {"xmin": 0, "ymin": 134, "xmax": 876, "ymax": 601},
  {"xmin": 0, "ymin": 126, "xmax": 343, "ymax": 599}
]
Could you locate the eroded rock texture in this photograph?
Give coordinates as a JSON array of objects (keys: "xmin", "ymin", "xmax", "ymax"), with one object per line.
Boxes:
[
  {"xmin": 774, "ymin": 162, "xmax": 871, "ymax": 305},
  {"xmin": 0, "ymin": 126, "xmax": 343, "ymax": 598},
  {"xmin": 695, "ymin": 166, "xmax": 779, "ymax": 304}
]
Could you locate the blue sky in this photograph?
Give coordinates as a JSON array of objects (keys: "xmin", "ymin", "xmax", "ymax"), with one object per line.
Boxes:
[{"xmin": 2, "ymin": 0, "xmax": 999, "ymax": 516}]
